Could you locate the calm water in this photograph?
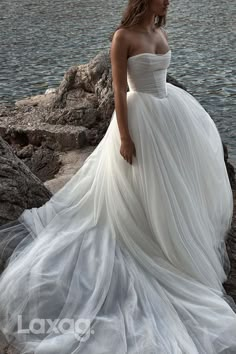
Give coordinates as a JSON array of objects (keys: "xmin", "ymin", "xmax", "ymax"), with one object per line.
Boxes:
[{"xmin": 0, "ymin": 0, "xmax": 235, "ymax": 162}]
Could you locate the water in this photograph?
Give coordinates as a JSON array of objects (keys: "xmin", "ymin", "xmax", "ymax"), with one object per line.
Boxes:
[{"xmin": 0, "ymin": 0, "xmax": 235, "ymax": 163}]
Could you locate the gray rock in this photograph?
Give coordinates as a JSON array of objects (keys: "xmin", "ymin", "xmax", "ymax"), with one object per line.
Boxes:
[
  {"xmin": 18, "ymin": 146, "xmax": 61, "ymax": 183},
  {"xmin": 223, "ymin": 143, "xmax": 236, "ymax": 190},
  {"xmin": 1, "ymin": 122, "xmax": 88, "ymax": 151},
  {"xmin": 0, "ymin": 137, "xmax": 52, "ymax": 226},
  {"xmin": 224, "ymin": 189, "xmax": 236, "ymax": 303}
]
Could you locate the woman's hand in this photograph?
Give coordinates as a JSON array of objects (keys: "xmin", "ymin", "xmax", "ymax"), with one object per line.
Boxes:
[{"xmin": 120, "ymin": 136, "xmax": 136, "ymax": 165}]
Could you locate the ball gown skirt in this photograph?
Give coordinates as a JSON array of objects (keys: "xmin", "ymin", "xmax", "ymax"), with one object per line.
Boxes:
[{"xmin": 0, "ymin": 50, "xmax": 236, "ymax": 354}]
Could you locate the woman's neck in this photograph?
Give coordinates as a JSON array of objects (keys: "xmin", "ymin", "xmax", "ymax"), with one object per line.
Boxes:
[{"xmin": 136, "ymin": 15, "xmax": 156, "ymax": 34}]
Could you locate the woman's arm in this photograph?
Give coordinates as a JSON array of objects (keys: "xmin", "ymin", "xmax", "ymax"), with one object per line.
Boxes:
[
  {"xmin": 110, "ymin": 29, "xmax": 136, "ymax": 165},
  {"xmin": 110, "ymin": 29, "xmax": 130, "ymax": 140}
]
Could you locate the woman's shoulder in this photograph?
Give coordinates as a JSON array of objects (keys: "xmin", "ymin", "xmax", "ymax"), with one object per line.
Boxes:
[
  {"xmin": 110, "ymin": 28, "xmax": 132, "ymax": 58},
  {"xmin": 113, "ymin": 28, "xmax": 133, "ymax": 41},
  {"xmin": 111, "ymin": 28, "xmax": 134, "ymax": 50}
]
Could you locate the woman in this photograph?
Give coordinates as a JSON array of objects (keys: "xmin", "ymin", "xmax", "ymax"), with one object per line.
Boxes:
[{"xmin": 0, "ymin": 0, "xmax": 236, "ymax": 353}]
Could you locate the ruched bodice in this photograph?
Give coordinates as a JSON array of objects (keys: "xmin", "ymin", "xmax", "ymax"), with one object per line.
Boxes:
[{"xmin": 127, "ymin": 50, "xmax": 171, "ymax": 98}]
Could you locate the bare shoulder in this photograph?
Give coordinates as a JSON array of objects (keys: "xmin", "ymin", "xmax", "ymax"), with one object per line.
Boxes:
[
  {"xmin": 111, "ymin": 28, "xmax": 132, "ymax": 59},
  {"xmin": 112, "ymin": 28, "xmax": 132, "ymax": 47}
]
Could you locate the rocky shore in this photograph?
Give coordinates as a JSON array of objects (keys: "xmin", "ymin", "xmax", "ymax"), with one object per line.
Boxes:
[{"xmin": 0, "ymin": 49, "xmax": 235, "ymax": 353}]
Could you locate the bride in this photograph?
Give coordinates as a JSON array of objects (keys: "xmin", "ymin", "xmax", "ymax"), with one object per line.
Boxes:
[{"xmin": 0, "ymin": 0, "xmax": 236, "ymax": 353}]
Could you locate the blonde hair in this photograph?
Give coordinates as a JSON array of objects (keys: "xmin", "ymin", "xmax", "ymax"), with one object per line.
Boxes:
[{"xmin": 110, "ymin": 0, "xmax": 166, "ymax": 40}]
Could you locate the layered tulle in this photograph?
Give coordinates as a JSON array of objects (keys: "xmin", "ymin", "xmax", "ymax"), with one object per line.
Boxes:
[{"xmin": 0, "ymin": 52, "xmax": 236, "ymax": 353}]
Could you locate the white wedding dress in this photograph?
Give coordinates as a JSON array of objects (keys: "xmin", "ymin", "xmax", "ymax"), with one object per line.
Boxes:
[{"xmin": 0, "ymin": 49, "xmax": 236, "ymax": 354}]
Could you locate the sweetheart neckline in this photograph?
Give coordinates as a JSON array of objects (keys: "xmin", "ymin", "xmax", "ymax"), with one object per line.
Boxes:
[{"xmin": 128, "ymin": 49, "xmax": 171, "ymax": 61}]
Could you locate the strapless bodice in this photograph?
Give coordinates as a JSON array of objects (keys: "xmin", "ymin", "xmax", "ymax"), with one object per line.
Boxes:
[{"xmin": 127, "ymin": 50, "xmax": 171, "ymax": 98}]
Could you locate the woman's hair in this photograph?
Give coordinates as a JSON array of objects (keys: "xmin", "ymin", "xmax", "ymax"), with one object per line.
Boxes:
[{"xmin": 110, "ymin": 0, "xmax": 166, "ymax": 41}]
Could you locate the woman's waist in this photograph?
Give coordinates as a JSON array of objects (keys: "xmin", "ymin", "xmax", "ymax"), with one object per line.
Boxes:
[{"xmin": 128, "ymin": 83, "xmax": 168, "ymax": 98}]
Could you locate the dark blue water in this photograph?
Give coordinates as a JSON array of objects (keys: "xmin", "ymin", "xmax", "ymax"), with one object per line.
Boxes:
[{"xmin": 0, "ymin": 0, "xmax": 235, "ymax": 163}]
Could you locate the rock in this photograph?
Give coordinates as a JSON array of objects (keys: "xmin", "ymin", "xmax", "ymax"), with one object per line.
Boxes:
[
  {"xmin": 224, "ymin": 189, "xmax": 236, "ymax": 302},
  {"xmin": 4, "ymin": 144, "xmax": 61, "ymax": 182},
  {"xmin": 0, "ymin": 137, "xmax": 52, "ymax": 226},
  {"xmin": 223, "ymin": 143, "xmax": 236, "ymax": 190},
  {"xmin": 1, "ymin": 122, "xmax": 88, "ymax": 151},
  {"xmin": 15, "ymin": 92, "xmax": 56, "ymax": 109},
  {"xmin": 0, "ymin": 137, "xmax": 53, "ymax": 273},
  {"xmin": 44, "ymin": 146, "xmax": 95, "ymax": 194},
  {"xmin": 0, "ymin": 122, "xmax": 88, "ymax": 182},
  {"xmin": 223, "ymin": 145, "xmax": 236, "ymax": 302},
  {"xmin": 16, "ymin": 144, "xmax": 34, "ymax": 158},
  {"xmin": 19, "ymin": 146, "xmax": 62, "ymax": 183},
  {"xmin": 45, "ymin": 88, "xmax": 57, "ymax": 95}
]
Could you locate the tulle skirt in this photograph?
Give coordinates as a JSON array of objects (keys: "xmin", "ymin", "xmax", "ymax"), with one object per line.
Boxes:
[{"xmin": 0, "ymin": 82, "xmax": 236, "ymax": 353}]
